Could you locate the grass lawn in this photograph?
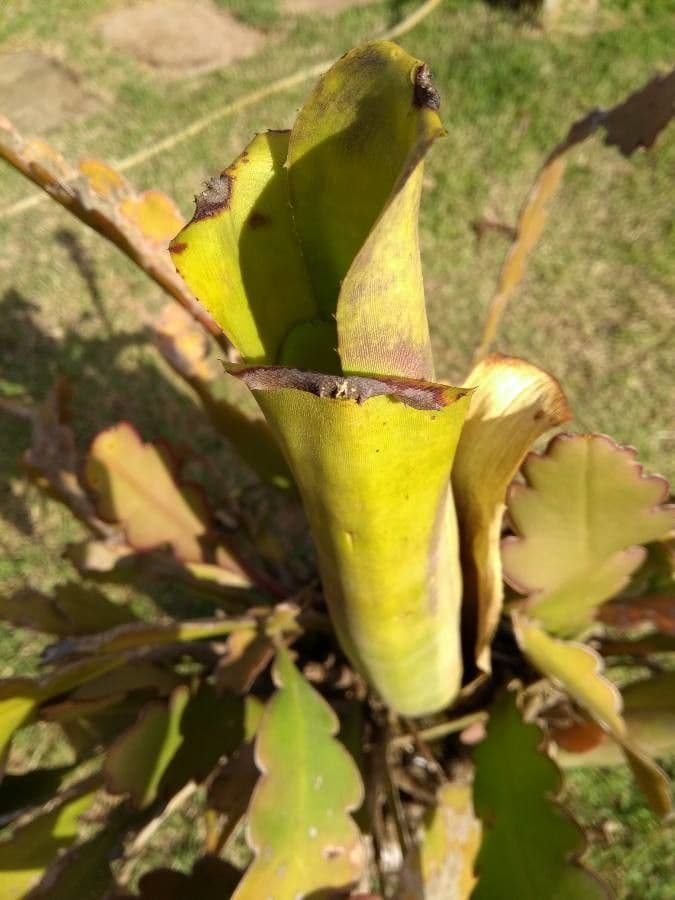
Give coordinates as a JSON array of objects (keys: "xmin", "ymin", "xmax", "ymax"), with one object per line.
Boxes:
[{"xmin": 0, "ymin": 0, "xmax": 673, "ymax": 895}]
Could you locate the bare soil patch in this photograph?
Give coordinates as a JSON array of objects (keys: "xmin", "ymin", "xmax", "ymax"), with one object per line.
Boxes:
[
  {"xmin": 283, "ymin": 0, "xmax": 375, "ymax": 14},
  {"xmin": 98, "ymin": 0, "xmax": 265, "ymax": 76},
  {"xmin": 0, "ymin": 50, "xmax": 100, "ymax": 133}
]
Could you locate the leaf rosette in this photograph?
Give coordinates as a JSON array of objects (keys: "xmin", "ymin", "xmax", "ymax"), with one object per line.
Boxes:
[{"xmin": 171, "ymin": 41, "xmax": 570, "ymax": 716}]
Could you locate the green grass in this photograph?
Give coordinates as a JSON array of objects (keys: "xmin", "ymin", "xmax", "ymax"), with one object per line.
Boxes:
[{"xmin": 0, "ymin": 0, "xmax": 674, "ymax": 893}]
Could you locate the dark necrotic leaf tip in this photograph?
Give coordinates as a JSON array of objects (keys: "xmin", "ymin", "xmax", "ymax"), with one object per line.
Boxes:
[
  {"xmin": 192, "ymin": 173, "xmax": 232, "ymax": 222},
  {"xmin": 414, "ymin": 64, "xmax": 441, "ymax": 111}
]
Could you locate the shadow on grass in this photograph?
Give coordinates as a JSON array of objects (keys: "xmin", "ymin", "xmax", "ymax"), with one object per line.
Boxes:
[{"xmin": 0, "ymin": 239, "xmax": 252, "ymax": 542}]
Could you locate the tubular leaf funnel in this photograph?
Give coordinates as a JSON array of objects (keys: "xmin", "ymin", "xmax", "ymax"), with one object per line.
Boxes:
[{"xmin": 172, "ymin": 42, "xmax": 470, "ymax": 715}]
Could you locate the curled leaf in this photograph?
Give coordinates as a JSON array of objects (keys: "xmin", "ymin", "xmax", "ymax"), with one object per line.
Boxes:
[
  {"xmin": 452, "ymin": 353, "xmax": 570, "ymax": 672},
  {"xmin": 242, "ymin": 375, "xmax": 471, "ymax": 715}
]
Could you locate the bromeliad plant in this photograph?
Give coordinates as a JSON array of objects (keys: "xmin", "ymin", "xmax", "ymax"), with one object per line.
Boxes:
[{"xmin": 0, "ymin": 39, "xmax": 674, "ymax": 900}]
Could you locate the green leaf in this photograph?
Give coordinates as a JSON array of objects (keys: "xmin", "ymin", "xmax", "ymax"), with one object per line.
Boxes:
[
  {"xmin": 104, "ymin": 686, "xmax": 190, "ymax": 809},
  {"xmin": 451, "ymin": 354, "xmax": 570, "ymax": 672},
  {"xmin": 288, "ymin": 41, "xmax": 444, "ymax": 379},
  {"xmin": 104, "ymin": 685, "xmax": 245, "ymax": 809},
  {"xmin": 514, "ymin": 616, "xmax": 672, "ymax": 818},
  {"xmin": 397, "ymin": 782, "xmax": 481, "ymax": 900},
  {"xmin": 472, "ymin": 691, "xmax": 608, "ymax": 899},
  {"xmin": 233, "ymin": 648, "xmax": 364, "ymax": 900},
  {"xmin": 85, "ymin": 423, "xmax": 212, "ymax": 564},
  {"xmin": 0, "ymin": 779, "xmax": 98, "ymax": 899},
  {"xmin": 170, "ymin": 131, "xmax": 317, "ymax": 366},
  {"xmin": 235, "ymin": 367, "xmax": 472, "ymax": 715},
  {"xmin": 502, "ymin": 434, "xmax": 675, "ymax": 635}
]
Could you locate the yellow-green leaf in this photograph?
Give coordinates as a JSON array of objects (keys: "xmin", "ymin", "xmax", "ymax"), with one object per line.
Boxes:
[
  {"xmin": 288, "ymin": 41, "xmax": 444, "ymax": 379},
  {"xmin": 235, "ymin": 366, "xmax": 472, "ymax": 715},
  {"xmin": 472, "ymin": 691, "xmax": 608, "ymax": 899},
  {"xmin": 396, "ymin": 782, "xmax": 480, "ymax": 900},
  {"xmin": 0, "ymin": 681, "xmax": 39, "ymax": 761},
  {"xmin": 502, "ymin": 434, "xmax": 675, "ymax": 635},
  {"xmin": 0, "ymin": 781, "xmax": 98, "ymax": 899},
  {"xmin": 514, "ymin": 616, "xmax": 672, "ymax": 817},
  {"xmin": 0, "ymin": 658, "xmax": 124, "ymax": 761},
  {"xmin": 452, "ymin": 354, "xmax": 570, "ymax": 671},
  {"xmin": 86, "ymin": 423, "xmax": 211, "ymax": 564},
  {"xmin": 233, "ymin": 648, "xmax": 364, "ymax": 900},
  {"xmin": 170, "ymin": 131, "xmax": 317, "ymax": 365},
  {"xmin": 27, "ymin": 805, "xmax": 131, "ymax": 900}
]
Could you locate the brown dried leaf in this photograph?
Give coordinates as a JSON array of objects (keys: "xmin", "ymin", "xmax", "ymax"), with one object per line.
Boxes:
[
  {"xmin": 7, "ymin": 380, "xmax": 113, "ymax": 537},
  {"xmin": 206, "ymin": 741, "xmax": 260, "ymax": 848},
  {"xmin": 85, "ymin": 422, "xmax": 211, "ymax": 564},
  {"xmin": 153, "ymin": 304, "xmax": 291, "ymax": 488},
  {"xmin": 0, "ymin": 120, "xmax": 223, "ymax": 345},
  {"xmin": 215, "ymin": 627, "xmax": 275, "ymax": 695},
  {"xmin": 475, "ymin": 66, "xmax": 675, "ymax": 361},
  {"xmin": 597, "ymin": 593, "xmax": 675, "ymax": 635}
]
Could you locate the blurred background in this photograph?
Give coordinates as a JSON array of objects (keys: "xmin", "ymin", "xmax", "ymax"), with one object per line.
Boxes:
[{"xmin": 0, "ymin": 0, "xmax": 673, "ymax": 896}]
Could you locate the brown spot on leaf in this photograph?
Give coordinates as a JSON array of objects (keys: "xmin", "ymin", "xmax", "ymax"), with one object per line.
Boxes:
[
  {"xmin": 168, "ymin": 241, "xmax": 187, "ymax": 254},
  {"xmin": 247, "ymin": 210, "xmax": 269, "ymax": 229},
  {"xmin": 192, "ymin": 173, "xmax": 232, "ymax": 222},
  {"xmin": 413, "ymin": 63, "xmax": 440, "ymax": 111}
]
